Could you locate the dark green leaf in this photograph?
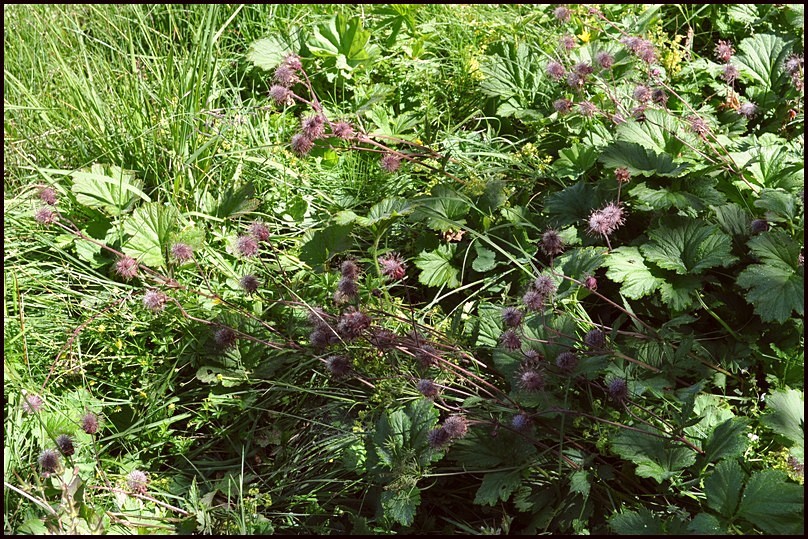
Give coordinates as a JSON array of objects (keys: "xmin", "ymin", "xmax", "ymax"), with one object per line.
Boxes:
[
  {"xmin": 737, "ymin": 470, "xmax": 804, "ymax": 535},
  {"xmin": 604, "ymin": 247, "xmax": 664, "ymax": 300},
  {"xmin": 472, "ymin": 244, "xmax": 497, "ymax": 273},
  {"xmin": 735, "ymin": 34, "xmax": 792, "ymax": 91},
  {"xmin": 657, "ymin": 274, "xmax": 702, "ymax": 311},
  {"xmin": 640, "ymin": 216, "xmax": 736, "ymax": 275},
  {"xmin": 544, "ymin": 181, "xmax": 597, "ymax": 227},
  {"xmin": 357, "ymin": 197, "xmax": 410, "ymax": 227},
  {"xmin": 687, "ymin": 513, "xmax": 725, "ymax": 535},
  {"xmin": 451, "ymin": 429, "xmax": 537, "ymax": 469},
  {"xmin": 412, "ymin": 185, "xmax": 470, "ymax": 232},
  {"xmin": 381, "ymin": 487, "xmax": 420, "ymax": 527},
  {"xmin": 611, "ymin": 427, "xmax": 697, "ymax": 483},
  {"xmin": 704, "ymin": 459, "xmax": 746, "ymax": 518},
  {"xmin": 599, "ymin": 141, "xmax": 689, "ymax": 177},
  {"xmin": 553, "ymin": 144, "xmax": 599, "ymax": 179},
  {"xmin": 711, "ymin": 203, "xmax": 750, "ymax": 237},
  {"xmin": 703, "ymin": 418, "xmax": 751, "ymax": 463},
  {"xmin": 761, "ymin": 388, "xmax": 804, "ymax": 452},
  {"xmin": 298, "ymin": 224, "xmax": 354, "ymax": 268},
  {"xmin": 414, "ymin": 244, "xmax": 460, "ymax": 288},
  {"xmin": 754, "ymin": 188, "xmax": 799, "ymax": 223},
  {"xmin": 474, "ymin": 468, "xmax": 524, "ymax": 506},
  {"xmin": 609, "ymin": 508, "xmax": 665, "ymax": 535}
]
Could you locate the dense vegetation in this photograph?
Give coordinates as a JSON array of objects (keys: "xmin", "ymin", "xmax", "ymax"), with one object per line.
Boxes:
[{"xmin": 4, "ymin": 4, "xmax": 804, "ymax": 534}]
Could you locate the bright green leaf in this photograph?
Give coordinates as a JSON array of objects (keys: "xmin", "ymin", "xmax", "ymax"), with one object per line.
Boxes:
[
  {"xmin": 604, "ymin": 247, "xmax": 664, "ymax": 300},
  {"xmin": 703, "ymin": 418, "xmax": 751, "ymax": 463},
  {"xmin": 122, "ymin": 203, "xmax": 178, "ymax": 268},
  {"xmin": 761, "ymin": 388, "xmax": 804, "ymax": 452},
  {"xmin": 246, "ymin": 36, "xmax": 291, "ymax": 71},
  {"xmin": 599, "ymin": 141, "xmax": 689, "ymax": 177},
  {"xmin": 414, "ymin": 244, "xmax": 460, "ymax": 288},
  {"xmin": 69, "ymin": 164, "xmax": 148, "ymax": 215},
  {"xmin": 640, "ymin": 217, "xmax": 736, "ymax": 275},
  {"xmin": 738, "ymin": 470, "xmax": 804, "ymax": 535},
  {"xmin": 472, "ymin": 244, "xmax": 497, "ymax": 273},
  {"xmin": 474, "ymin": 468, "xmax": 524, "ymax": 506}
]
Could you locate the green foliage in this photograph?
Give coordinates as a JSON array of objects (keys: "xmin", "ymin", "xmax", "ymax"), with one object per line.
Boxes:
[
  {"xmin": 307, "ymin": 14, "xmax": 380, "ymax": 81},
  {"xmin": 414, "ymin": 244, "xmax": 461, "ymax": 288}
]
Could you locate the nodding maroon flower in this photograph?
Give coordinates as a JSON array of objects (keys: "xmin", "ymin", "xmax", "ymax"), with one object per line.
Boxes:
[
  {"xmin": 331, "ymin": 121, "xmax": 355, "ymax": 140},
  {"xmin": 595, "ymin": 51, "xmax": 614, "ymax": 70},
  {"xmin": 427, "ymin": 427, "xmax": 451, "ymax": 449},
  {"xmin": 171, "ymin": 243, "xmax": 193, "ymax": 263},
  {"xmin": 335, "ymin": 276, "xmax": 359, "ymax": 303},
  {"xmin": 127, "ymin": 470, "xmax": 149, "ymax": 494},
  {"xmin": 750, "ymin": 219, "xmax": 769, "ymax": 234},
  {"xmin": 500, "ymin": 329, "xmax": 522, "ymax": 351},
  {"xmin": 325, "ymin": 354, "xmax": 351, "ymax": 377},
  {"xmin": 555, "ymin": 351, "xmax": 578, "ymax": 372},
  {"xmin": 239, "ymin": 274, "xmax": 260, "ymax": 294},
  {"xmin": 273, "ymin": 64, "xmax": 297, "ymax": 87},
  {"xmin": 687, "ymin": 115, "xmax": 710, "ymax": 137},
  {"xmin": 573, "ymin": 62, "xmax": 594, "ymax": 77},
  {"xmin": 714, "ymin": 40, "xmax": 735, "ymax": 63},
  {"xmin": 517, "ymin": 369, "xmax": 545, "ymax": 392},
  {"xmin": 588, "ymin": 202, "xmax": 626, "ymax": 237},
  {"xmin": 720, "ymin": 63, "xmax": 739, "ymax": 85},
  {"xmin": 249, "ymin": 221, "xmax": 271, "ymax": 242},
  {"xmin": 38, "ymin": 187, "xmax": 58, "ymax": 205},
  {"xmin": 340, "ymin": 260, "xmax": 360, "ymax": 280},
  {"xmin": 369, "ymin": 328, "xmax": 397, "ymax": 350},
  {"xmin": 501, "ymin": 306, "xmax": 523, "ymax": 328},
  {"xmin": 523, "ymin": 349, "xmax": 544, "ymax": 363},
  {"xmin": 633, "ymin": 85, "xmax": 651, "ymax": 103},
  {"xmin": 620, "ymin": 36, "xmax": 641, "ymax": 52},
  {"xmin": 784, "ymin": 54, "xmax": 804, "ymax": 75},
  {"xmin": 559, "ymin": 34, "xmax": 576, "ymax": 51},
  {"xmin": 584, "ymin": 275, "xmax": 598, "ymax": 291},
  {"xmin": 522, "ymin": 289, "xmax": 546, "ymax": 312},
  {"xmin": 635, "ymin": 40, "xmax": 657, "ymax": 64},
  {"xmin": 546, "ymin": 61, "xmax": 566, "ymax": 81},
  {"xmin": 291, "ymin": 133, "xmax": 314, "ymax": 156},
  {"xmin": 307, "ymin": 307, "xmax": 331, "ymax": 329},
  {"xmin": 213, "ymin": 326, "xmax": 237, "ymax": 350},
  {"xmin": 511, "ymin": 413, "xmax": 531, "ymax": 431},
  {"xmin": 553, "ymin": 5, "xmax": 571, "ymax": 22},
  {"xmin": 378, "ymin": 252, "xmax": 407, "ymax": 281},
  {"xmin": 541, "ymin": 228, "xmax": 565, "ymax": 256},
  {"xmin": 414, "ymin": 343, "xmax": 440, "ymax": 369},
  {"xmin": 310, "ymin": 328, "xmax": 338, "ymax": 350},
  {"xmin": 533, "ymin": 275, "xmax": 557, "ymax": 297},
  {"xmin": 34, "ymin": 207, "xmax": 58, "ymax": 225},
  {"xmin": 282, "ymin": 53, "xmax": 303, "ymax": 72},
  {"xmin": 738, "ymin": 101, "xmax": 758, "ymax": 118},
  {"xmin": 301, "ymin": 114, "xmax": 326, "ymax": 140},
  {"xmin": 417, "ymin": 379, "xmax": 440, "ymax": 398},
  {"xmin": 615, "ymin": 167, "xmax": 631, "ymax": 183},
  {"xmin": 607, "ymin": 378, "xmax": 628, "ymax": 404},
  {"xmin": 577, "ymin": 101, "xmax": 598, "ymax": 117},
  {"xmin": 791, "ymin": 71, "xmax": 804, "ymax": 92},
  {"xmin": 38, "ymin": 449, "xmax": 60, "ymax": 473},
  {"xmin": 56, "ymin": 434, "xmax": 75, "ymax": 456},
  {"xmin": 269, "ymin": 84, "xmax": 294, "ymax": 106},
  {"xmin": 81, "ymin": 412, "xmax": 99, "ymax": 435},
  {"xmin": 651, "ymin": 88, "xmax": 668, "ymax": 105},
  {"xmin": 443, "ymin": 415, "xmax": 469, "ymax": 439},
  {"xmin": 632, "ymin": 104, "xmax": 647, "ymax": 121},
  {"xmin": 553, "ymin": 98, "xmax": 573, "ymax": 114},
  {"xmin": 380, "ymin": 153, "xmax": 402, "ymax": 173},
  {"xmin": 114, "ymin": 256, "xmax": 139, "ymax": 280},
  {"xmin": 336, "ymin": 309, "xmax": 371, "ymax": 340},
  {"xmin": 565, "ymin": 71, "xmax": 584, "ymax": 90},
  {"xmin": 236, "ymin": 235, "xmax": 259, "ymax": 257},
  {"xmin": 584, "ymin": 329, "xmax": 607, "ymax": 350},
  {"xmin": 143, "ymin": 289, "xmax": 167, "ymax": 312},
  {"xmin": 21, "ymin": 393, "xmax": 43, "ymax": 414}
]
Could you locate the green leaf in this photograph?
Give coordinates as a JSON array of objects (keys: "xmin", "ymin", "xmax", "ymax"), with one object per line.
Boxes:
[
  {"xmin": 414, "ymin": 244, "xmax": 460, "ymax": 288},
  {"xmin": 307, "ymin": 15, "xmax": 379, "ymax": 77},
  {"xmin": 122, "ymin": 203, "xmax": 179, "ymax": 268},
  {"xmin": 298, "ymin": 224, "xmax": 354, "ymax": 268},
  {"xmin": 604, "ymin": 246, "xmax": 664, "ymax": 300},
  {"xmin": 544, "ymin": 181, "xmax": 597, "ymax": 227},
  {"xmin": 657, "ymin": 274, "xmax": 702, "ymax": 311},
  {"xmin": 480, "ymin": 42, "xmax": 547, "ymax": 117},
  {"xmin": 611, "ymin": 427, "xmax": 696, "ymax": 483},
  {"xmin": 754, "ymin": 188, "xmax": 799, "ymax": 223},
  {"xmin": 474, "ymin": 469, "xmax": 524, "ymax": 506},
  {"xmin": 412, "ymin": 185, "xmax": 470, "ymax": 232},
  {"xmin": 616, "ymin": 109, "xmax": 694, "ymax": 158},
  {"xmin": 735, "ymin": 34, "xmax": 792, "ymax": 91},
  {"xmin": 553, "ymin": 144, "xmax": 599, "ymax": 179},
  {"xmin": 711, "ymin": 203, "xmax": 750, "ymax": 237},
  {"xmin": 472, "ymin": 244, "xmax": 497, "ymax": 273},
  {"xmin": 381, "ymin": 488, "xmax": 420, "ymax": 527},
  {"xmin": 687, "ymin": 513, "xmax": 725, "ymax": 535},
  {"xmin": 69, "ymin": 164, "xmax": 148, "ymax": 215},
  {"xmin": 761, "ymin": 388, "xmax": 804, "ymax": 452},
  {"xmin": 640, "ymin": 216, "xmax": 736, "ymax": 275},
  {"xmin": 246, "ymin": 36, "xmax": 292, "ymax": 71},
  {"xmin": 214, "ymin": 182, "xmax": 259, "ymax": 219},
  {"xmin": 569, "ymin": 470, "xmax": 590, "ymax": 499},
  {"xmin": 357, "ymin": 197, "xmax": 411, "ymax": 227},
  {"xmin": 599, "ymin": 141, "xmax": 689, "ymax": 177},
  {"xmin": 451, "ymin": 429, "xmax": 537, "ymax": 469},
  {"xmin": 703, "ymin": 418, "xmax": 751, "ymax": 463},
  {"xmin": 475, "ymin": 302, "xmax": 502, "ymax": 347},
  {"xmin": 559, "ymin": 246, "xmax": 607, "ymax": 280},
  {"xmin": 737, "ymin": 231, "xmax": 804, "ymax": 323},
  {"xmin": 705, "ymin": 459, "xmax": 746, "ymax": 518},
  {"xmin": 737, "ymin": 470, "xmax": 804, "ymax": 535},
  {"xmin": 609, "ymin": 508, "xmax": 665, "ymax": 535}
]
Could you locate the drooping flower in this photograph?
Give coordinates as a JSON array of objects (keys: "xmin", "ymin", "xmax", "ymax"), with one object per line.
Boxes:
[
  {"xmin": 239, "ymin": 274, "xmax": 260, "ymax": 294},
  {"xmin": 335, "ymin": 276, "xmax": 358, "ymax": 303},
  {"xmin": 171, "ymin": 243, "xmax": 193, "ymax": 263},
  {"xmin": 34, "ymin": 207, "xmax": 58, "ymax": 225},
  {"xmin": 427, "ymin": 427, "xmax": 450, "ymax": 449},
  {"xmin": 501, "ymin": 306, "xmax": 523, "ymax": 328},
  {"xmin": 523, "ymin": 349, "xmax": 544, "ymax": 363},
  {"xmin": 236, "ymin": 235, "xmax": 259, "ymax": 257},
  {"xmin": 38, "ymin": 449, "xmax": 60, "ymax": 473},
  {"xmin": 517, "ymin": 368, "xmax": 545, "ymax": 392},
  {"xmin": 380, "ymin": 152, "xmax": 402, "ymax": 173},
  {"xmin": 785, "ymin": 54, "xmax": 804, "ymax": 75},
  {"xmin": 414, "ymin": 343, "xmax": 440, "ymax": 369},
  {"xmin": 213, "ymin": 326, "xmax": 237, "ymax": 350},
  {"xmin": 555, "ymin": 351, "xmax": 578, "ymax": 372},
  {"xmin": 522, "ymin": 289, "xmax": 546, "ymax": 312},
  {"xmin": 615, "ymin": 167, "xmax": 631, "ymax": 183},
  {"xmin": 331, "ymin": 121, "xmax": 355, "ymax": 140},
  {"xmin": 417, "ymin": 379, "xmax": 440, "ymax": 398},
  {"xmin": 127, "ymin": 470, "xmax": 149, "ymax": 494},
  {"xmin": 81, "ymin": 412, "xmax": 99, "ymax": 435},
  {"xmin": 573, "ymin": 62, "xmax": 594, "ymax": 77},
  {"xmin": 249, "ymin": 221, "xmax": 271, "ymax": 242},
  {"xmin": 714, "ymin": 40, "xmax": 735, "ymax": 63},
  {"xmin": 511, "ymin": 413, "xmax": 531, "ymax": 431},
  {"xmin": 443, "ymin": 415, "xmax": 469, "ymax": 439},
  {"xmin": 738, "ymin": 101, "xmax": 758, "ymax": 119},
  {"xmin": 540, "ymin": 228, "xmax": 565, "ymax": 256},
  {"xmin": 651, "ymin": 88, "xmax": 668, "ymax": 105},
  {"xmin": 301, "ymin": 114, "xmax": 326, "ymax": 140},
  {"xmin": 114, "ymin": 256, "xmax": 139, "ymax": 280},
  {"xmin": 325, "ymin": 354, "xmax": 351, "ymax": 377},
  {"xmin": 750, "ymin": 218, "xmax": 769, "ymax": 234},
  {"xmin": 559, "ymin": 34, "xmax": 576, "ymax": 51},
  {"xmin": 588, "ymin": 202, "xmax": 626, "ymax": 237},
  {"xmin": 282, "ymin": 54, "xmax": 303, "ymax": 72},
  {"xmin": 38, "ymin": 187, "xmax": 58, "ymax": 205},
  {"xmin": 584, "ymin": 275, "xmax": 598, "ymax": 291},
  {"xmin": 290, "ymin": 133, "xmax": 314, "ymax": 156},
  {"xmin": 340, "ymin": 260, "xmax": 360, "ymax": 280},
  {"xmin": 21, "ymin": 393, "xmax": 43, "ymax": 414},
  {"xmin": 546, "ymin": 61, "xmax": 566, "ymax": 81},
  {"xmin": 336, "ymin": 309, "xmax": 371, "ymax": 340},
  {"xmin": 577, "ymin": 101, "xmax": 598, "ymax": 117},
  {"xmin": 369, "ymin": 328, "xmax": 397, "ymax": 350},
  {"xmin": 269, "ymin": 85, "xmax": 294, "ymax": 106},
  {"xmin": 633, "ymin": 85, "xmax": 651, "ymax": 103},
  {"xmin": 378, "ymin": 252, "xmax": 407, "ymax": 281},
  {"xmin": 584, "ymin": 329, "xmax": 607, "ymax": 350},
  {"xmin": 56, "ymin": 434, "xmax": 75, "ymax": 457},
  {"xmin": 500, "ymin": 329, "xmax": 522, "ymax": 351},
  {"xmin": 553, "ymin": 5, "xmax": 571, "ymax": 23},
  {"xmin": 595, "ymin": 51, "xmax": 614, "ymax": 70},
  {"xmin": 143, "ymin": 289, "xmax": 168, "ymax": 312},
  {"xmin": 553, "ymin": 98, "xmax": 573, "ymax": 114},
  {"xmin": 565, "ymin": 71, "xmax": 584, "ymax": 90},
  {"xmin": 687, "ymin": 115, "xmax": 710, "ymax": 137},
  {"xmin": 720, "ymin": 64, "xmax": 739, "ymax": 85},
  {"xmin": 607, "ymin": 378, "xmax": 628, "ymax": 404},
  {"xmin": 533, "ymin": 275, "xmax": 557, "ymax": 297}
]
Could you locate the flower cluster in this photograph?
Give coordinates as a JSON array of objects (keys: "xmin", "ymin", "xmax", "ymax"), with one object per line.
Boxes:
[
  {"xmin": 428, "ymin": 414, "xmax": 469, "ymax": 449},
  {"xmin": 588, "ymin": 202, "xmax": 626, "ymax": 239}
]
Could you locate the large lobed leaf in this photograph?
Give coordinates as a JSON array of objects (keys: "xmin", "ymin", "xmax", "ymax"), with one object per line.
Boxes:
[
  {"xmin": 414, "ymin": 244, "xmax": 461, "ymax": 288},
  {"xmin": 640, "ymin": 216, "xmax": 736, "ymax": 275},
  {"xmin": 604, "ymin": 246, "xmax": 664, "ymax": 300}
]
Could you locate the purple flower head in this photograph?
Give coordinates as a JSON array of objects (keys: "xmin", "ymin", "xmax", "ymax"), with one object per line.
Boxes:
[
  {"xmin": 269, "ymin": 85, "xmax": 294, "ymax": 106},
  {"xmin": 584, "ymin": 275, "xmax": 598, "ymax": 291},
  {"xmin": 81, "ymin": 412, "xmax": 99, "ymax": 435},
  {"xmin": 687, "ymin": 115, "xmax": 710, "ymax": 137},
  {"xmin": 523, "ymin": 349, "xmax": 544, "ymax": 363},
  {"xmin": 595, "ymin": 51, "xmax": 614, "ymax": 70},
  {"xmin": 511, "ymin": 413, "xmax": 531, "ymax": 431},
  {"xmin": 249, "ymin": 221, "xmax": 271, "ymax": 242},
  {"xmin": 522, "ymin": 289, "xmax": 546, "ymax": 312},
  {"xmin": 127, "ymin": 470, "xmax": 149, "ymax": 494},
  {"xmin": 533, "ymin": 275, "xmax": 557, "ymax": 297},
  {"xmin": 143, "ymin": 289, "xmax": 167, "ymax": 312},
  {"xmin": 635, "ymin": 40, "xmax": 657, "ymax": 64},
  {"xmin": 38, "ymin": 449, "xmax": 60, "ymax": 473},
  {"xmin": 236, "ymin": 235, "xmax": 259, "ymax": 257},
  {"xmin": 309, "ymin": 328, "xmax": 336, "ymax": 350},
  {"xmin": 633, "ymin": 85, "xmax": 651, "ymax": 103},
  {"xmin": 615, "ymin": 167, "xmax": 631, "ymax": 183},
  {"xmin": 738, "ymin": 101, "xmax": 757, "ymax": 119},
  {"xmin": 517, "ymin": 368, "xmax": 545, "ymax": 392},
  {"xmin": 501, "ymin": 306, "xmax": 523, "ymax": 328},
  {"xmin": 720, "ymin": 64, "xmax": 739, "ymax": 85},
  {"xmin": 651, "ymin": 87, "xmax": 668, "ymax": 105},
  {"xmin": 21, "ymin": 393, "xmax": 43, "ymax": 414},
  {"xmin": 239, "ymin": 274, "xmax": 260, "ymax": 294},
  {"xmin": 336, "ymin": 309, "xmax": 371, "ymax": 340},
  {"xmin": 559, "ymin": 34, "xmax": 576, "ymax": 51},
  {"xmin": 553, "ymin": 98, "xmax": 573, "ymax": 114},
  {"xmin": 301, "ymin": 114, "xmax": 326, "ymax": 140},
  {"xmin": 584, "ymin": 328, "xmax": 607, "ymax": 350},
  {"xmin": 750, "ymin": 218, "xmax": 769, "ymax": 234},
  {"xmin": 378, "ymin": 252, "xmax": 407, "ymax": 281},
  {"xmin": 34, "ymin": 207, "xmax": 58, "ymax": 225},
  {"xmin": 427, "ymin": 427, "xmax": 450, "ymax": 449},
  {"xmin": 325, "ymin": 354, "xmax": 351, "ymax": 377},
  {"xmin": 340, "ymin": 260, "xmax": 360, "ymax": 280},
  {"xmin": 417, "ymin": 379, "xmax": 440, "ymax": 398},
  {"xmin": 56, "ymin": 434, "xmax": 75, "ymax": 456},
  {"xmin": 555, "ymin": 351, "xmax": 578, "ymax": 372},
  {"xmin": 541, "ymin": 228, "xmax": 565, "ymax": 256},
  {"xmin": 500, "ymin": 329, "xmax": 522, "ymax": 351},
  {"xmin": 273, "ymin": 64, "xmax": 297, "ymax": 87},
  {"xmin": 369, "ymin": 328, "xmax": 397, "ymax": 350},
  {"xmin": 171, "ymin": 243, "xmax": 193, "ymax": 263},
  {"xmin": 565, "ymin": 71, "xmax": 584, "ymax": 90},
  {"xmin": 414, "ymin": 343, "xmax": 440, "ymax": 369},
  {"xmin": 577, "ymin": 101, "xmax": 598, "ymax": 117},
  {"xmin": 573, "ymin": 62, "xmax": 594, "ymax": 77},
  {"xmin": 714, "ymin": 40, "xmax": 735, "ymax": 63},
  {"xmin": 785, "ymin": 54, "xmax": 804, "ymax": 75},
  {"xmin": 380, "ymin": 153, "xmax": 402, "ymax": 173},
  {"xmin": 282, "ymin": 54, "xmax": 303, "ymax": 72},
  {"xmin": 553, "ymin": 5, "xmax": 571, "ymax": 23},
  {"xmin": 39, "ymin": 187, "xmax": 58, "ymax": 205},
  {"xmin": 620, "ymin": 36, "xmax": 642, "ymax": 52},
  {"xmin": 607, "ymin": 378, "xmax": 628, "ymax": 403},
  {"xmin": 546, "ymin": 60, "xmax": 566, "ymax": 81},
  {"xmin": 588, "ymin": 202, "xmax": 626, "ymax": 237},
  {"xmin": 114, "ymin": 256, "xmax": 139, "ymax": 280},
  {"xmin": 335, "ymin": 276, "xmax": 358, "ymax": 303},
  {"xmin": 443, "ymin": 415, "xmax": 469, "ymax": 439},
  {"xmin": 291, "ymin": 133, "xmax": 314, "ymax": 156},
  {"xmin": 331, "ymin": 121, "xmax": 355, "ymax": 140},
  {"xmin": 213, "ymin": 326, "xmax": 237, "ymax": 350},
  {"xmin": 632, "ymin": 104, "xmax": 647, "ymax": 122}
]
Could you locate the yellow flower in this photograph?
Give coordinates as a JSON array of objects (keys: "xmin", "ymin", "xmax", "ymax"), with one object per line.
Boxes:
[{"xmin": 578, "ymin": 29, "xmax": 591, "ymax": 43}]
